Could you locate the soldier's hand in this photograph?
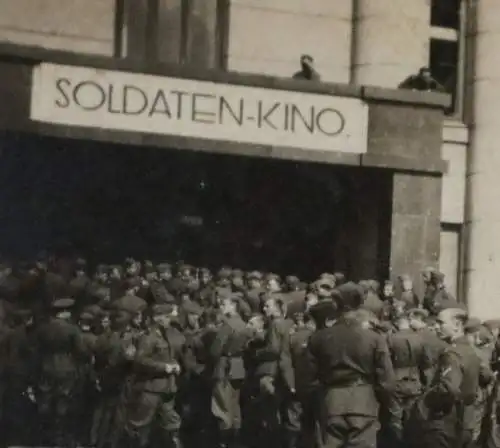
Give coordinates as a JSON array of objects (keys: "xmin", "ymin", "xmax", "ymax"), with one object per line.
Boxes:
[
  {"xmin": 165, "ymin": 363, "xmax": 175, "ymax": 374},
  {"xmin": 26, "ymin": 387, "xmax": 36, "ymax": 403},
  {"xmin": 125, "ymin": 345, "xmax": 137, "ymax": 359}
]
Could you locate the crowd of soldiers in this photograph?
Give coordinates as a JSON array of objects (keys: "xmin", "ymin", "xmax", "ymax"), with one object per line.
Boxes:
[{"xmin": 0, "ymin": 257, "xmax": 498, "ymax": 448}]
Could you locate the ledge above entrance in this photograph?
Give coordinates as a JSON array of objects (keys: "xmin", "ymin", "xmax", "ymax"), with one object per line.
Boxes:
[{"xmin": 0, "ymin": 42, "xmax": 450, "ymax": 174}]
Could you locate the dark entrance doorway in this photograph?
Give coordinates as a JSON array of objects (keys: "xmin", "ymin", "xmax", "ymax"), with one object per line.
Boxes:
[{"xmin": 0, "ymin": 131, "xmax": 392, "ymax": 281}]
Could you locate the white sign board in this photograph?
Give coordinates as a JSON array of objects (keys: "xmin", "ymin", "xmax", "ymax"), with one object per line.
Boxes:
[{"xmin": 30, "ymin": 63, "xmax": 368, "ymax": 154}]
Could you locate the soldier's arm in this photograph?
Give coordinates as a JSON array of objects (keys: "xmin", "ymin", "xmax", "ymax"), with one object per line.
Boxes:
[
  {"xmin": 373, "ymin": 334, "xmax": 396, "ymax": 402},
  {"xmin": 209, "ymin": 324, "xmax": 231, "ymax": 360},
  {"xmin": 278, "ymin": 322, "xmax": 295, "ymax": 392},
  {"xmin": 419, "ymin": 342, "xmax": 434, "ymax": 388},
  {"xmin": 425, "ymin": 349, "xmax": 463, "ymax": 411},
  {"xmin": 254, "ymin": 320, "xmax": 281, "ymax": 362}
]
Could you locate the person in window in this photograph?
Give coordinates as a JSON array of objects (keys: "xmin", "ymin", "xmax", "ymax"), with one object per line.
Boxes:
[
  {"xmin": 292, "ymin": 55, "xmax": 321, "ymax": 81},
  {"xmin": 398, "ymin": 67, "xmax": 446, "ymax": 93}
]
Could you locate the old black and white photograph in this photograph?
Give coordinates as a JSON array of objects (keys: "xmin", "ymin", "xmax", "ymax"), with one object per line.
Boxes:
[{"xmin": 0, "ymin": 0, "xmax": 495, "ymax": 447}]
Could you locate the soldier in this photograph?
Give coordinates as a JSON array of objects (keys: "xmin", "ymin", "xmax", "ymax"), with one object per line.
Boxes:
[
  {"xmin": 92, "ymin": 294, "xmax": 147, "ymax": 448},
  {"xmin": 264, "ymin": 273, "xmax": 282, "ymax": 294},
  {"xmin": 32, "ymin": 298, "xmax": 89, "ymax": 447},
  {"xmin": 209, "ymin": 296, "xmax": 252, "ymax": 448},
  {"xmin": 397, "ymin": 274, "xmax": 420, "ymax": 309},
  {"xmin": 126, "ymin": 304, "xmax": 183, "ymax": 448},
  {"xmin": 422, "ymin": 268, "xmax": 457, "ymax": 315},
  {"xmin": 245, "ymin": 271, "xmax": 264, "ymax": 313},
  {"xmin": 251, "ymin": 294, "xmax": 295, "ymax": 447},
  {"xmin": 385, "ymin": 306, "xmax": 432, "ymax": 447},
  {"xmin": 288, "ymin": 311, "xmax": 316, "ymax": 448},
  {"xmin": 306, "ymin": 282, "xmax": 396, "ymax": 448},
  {"xmin": 0, "ymin": 306, "xmax": 38, "ymax": 446},
  {"xmin": 179, "ymin": 301, "xmax": 212, "ymax": 448},
  {"xmin": 292, "ymin": 54, "xmax": 321, "ymax": 81},
  {"xmin": 408, "ymin": 307, "xmax": 492, "ymax": 448}
]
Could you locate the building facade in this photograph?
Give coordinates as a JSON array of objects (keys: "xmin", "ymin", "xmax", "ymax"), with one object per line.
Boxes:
[{"xmin": 0, "ymin": 0, "xmax": 493, "ymax": 317}]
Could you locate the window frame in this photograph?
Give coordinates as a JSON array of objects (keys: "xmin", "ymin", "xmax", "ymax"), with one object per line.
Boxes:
[
  {"xmin": 115, "ymin": 0, "xmax": 229, "ymax": 70},
  {"xmin": 429, "ymin": 0, "xmax": 467, "ymax": 120},
  {"xmin": 440, "ymin": 222, "xmax": 464, "ymax": 303}
]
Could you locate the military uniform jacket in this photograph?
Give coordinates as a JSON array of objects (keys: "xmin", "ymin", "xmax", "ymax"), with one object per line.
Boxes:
[
  {"xmin": 210, "ymin": 314, "xmax": 252, "ymax": 380},
  {"xmin": 387, "ymin": 328, "xmax": 432, "ymax": 395},
  {"xmin": 253, "ymin": 317, "xmax": 295, "ymax": 391},
  {"xmin": 133, "ymin": 327, "xmax": 178, "ymax": 394},
  {"xmin": 426, "ymin": 337, "xmax": 492, "ymax": 431},
  {"xmin": 32, "ymin": 318, "xmax": 89, "ymax": 381},
  {"xmin": 306, "ymin": 318, "xmax": 396, "ymax": 416}
]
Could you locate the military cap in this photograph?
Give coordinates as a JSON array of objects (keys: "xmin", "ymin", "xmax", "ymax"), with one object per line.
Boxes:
[
  {"xmin": 335, "ymin": 282, "xmax": 364, "ymax": 311},
  {"xmin": 75, "ymin": 258, "xmax": 87, "ymax": 269},
  {"xmin": 431, "ymin": 271, "xmax": 445, "ymax": 283},
  {"xmin": 333, "ymin": 272, "xmax": 346, "ymax": 286},
  {"xmin": 308, "ymin": 299, "xmax": 336, "ymax": 321},
  {"xmin": 483, "ymin": 319, "xmax": 500, "ymax": 331},
  {"xmin": 464, "ymin": 317, "xmax": 482, "ymax": 334},
  {"xmin": 315, "ymin": 277, "xmax": 335, "ymax": 290},
  {"xmin": 285, "ymin": 275, "xmax": 300, "ymax": 286},
  {"xmin": 265, "ymin": 273, "xmax": 281, "ymax": 282},
  {"xmin": 319, "ymin": 272, "xmax": 335, "ymax": 280},
  {"xmin": 183, "ymin": 300, "xmax": 203, "ymax": 316},
  {"xmin": 199, "ymin": 267, "xmax": 211, "ymax": 276},
  {"xmin": 124, "ymin": 257, "xmax": 136, "ymax": 267},
  {"xmin": 143, "ymin": 260, "xmax": 155, "ymax": 274},
  {"xmin": 84, "ymin": 304, "xmax": 103, "ymax": 317},
  {"xmin": 151, "ymin": 303, "xmax": 177, "ymax": 316},
  {"xmin": 398, "ymin": 274, "xmax": 412, "ymax": 282},
  {"xmin": 51, "ymin": 298, "xmax": 75, "ymax": 310},
  {"xmin": 247, "ymin": 271, "xmax": 263, "ymax": 280},
  {"xmin": 408, "ymin": 308, "xmax": 429, "ymax": 320},
  {"xmin": 217, "ymin": 267, "xmax": 232, "ymax": 279},
  {"xmin": 232, "ymin": 269, "xmax": 244, "ymax": 278},
  {"xmin": 11, "ymin": 306, "xmax": 33, "ymax": 318},
  {"xmin": 157, "ymin": 263, "xmax": 172, "ymax": 273},
  {"xmin": 95, "ymin": 264, "xmax": 109, "ymax": 275},
  {"xmin": 367, "ymin": 280, "xmax": 380, "ymax": 292},
  {"xmin": 112, "ymin": 295, "xmax": 147, "ymax": 314},
  {"xmin": 79, "ymin": 311, "xmax": 94, "ymax": 321}
]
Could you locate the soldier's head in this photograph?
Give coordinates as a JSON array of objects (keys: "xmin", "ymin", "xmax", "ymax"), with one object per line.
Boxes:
[
  {"xmin": 74, "ymin": 258, "xmax": 87, "ymax": 277},
  {"xmin": 285, "ymin": 275, "xmax": 300, "ymax": 292},
  {"xmin": 265, "ymin": 274, "xmax": 282, "ymax": 293},
  {"xmin": 78, "ymin": 312, "xmax": 94, "ymax": 332},
  {"xmin": 398, "ymin": 274, "xmax": 413, "ymax": 292},
  {"xmin": 436, "ymin": 307, "xmax": 468, "ymax": 342},
  {"xmin": 305, "ymin": 291, "xmax": 319, "ymax": 311},
  {"xmin": 94, "ymin": 264, "xmax": 109, "ymax": 283},
  {"xmin": 408, "ymin": 308, "xmax": 429, "ymax": 331},
  {"xmin": 300, "ymin": 54, "xmax": 314, "ymax": 73},
  {"xmin": 184, "ymin": 301, "xmax": 203, "ymax": 330},
  {"xmin": 157, "ymin": 263, "xmax": 172, "ymax": 281},
  {"xmin": 464, "ymin": 317, "xmax": 482, "ymax": 346},
  {"xmin": 151, "ymin": 304, "xmax": 177, "ymax": 328},
  {"xmin": 111, "ymin": 295, "xmax": 147, "ymax": 330},
  {"xmin": 231, "ymin": 269, "xmax": 245, "ymax": 289},
  {"xmin": 143, "ymin": 261, "xmax": 157, "ymax": 282},
  {"xmin": 484, "ymin": 319, "xmax": 500, "ymax": 340},
  {"xmin": 108, "ymin": 265, "xmax": 122, "ymax": 281},
  {"xmin": 315, "ymin": 277, "xmax": 336, "ymax": 299},
  {"xmin": 220, "ymin": 296, "xmax": 238, "ymax": 317},
  {"xmin": 418, "ymin": 67, "xmax": 433, "ymax": 81},
  {"xmin": 51, "ymin": 298, "xmax": 75, "ymax": 321},
  {"xmin": 124, "ymin": 258, "xmax": 140, "ymax": 277},
  {"xmin": 262, "ymin": 294, "xmax": 285, "ymax": 319},
  {"xmin": 383, "ymin": 280, "xmax": 394, "ymax": 299},
  {"xmin": 247, "ymin": 313, "xmax": 265, "ymax": 336},
  {"xmin": 247, "ymin": 271, "xmax": 262, "ymax": 290},
  {"xmin": 198, "ymin": 268, "xmax": 212, "ymax": 286}
]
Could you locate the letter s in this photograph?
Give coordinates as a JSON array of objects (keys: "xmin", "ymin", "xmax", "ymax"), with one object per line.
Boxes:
[{"xmin": 55, "ymin": 78, "xmax": 71, "ymax": 108}]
